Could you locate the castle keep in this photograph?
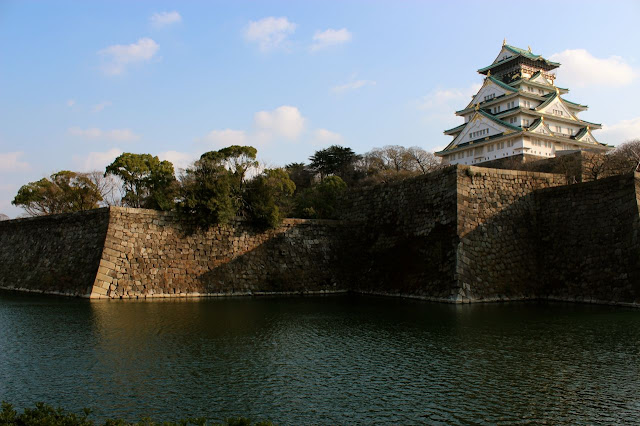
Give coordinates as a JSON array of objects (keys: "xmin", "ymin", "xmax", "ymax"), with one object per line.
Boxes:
[
  {"xmin": 436, "ymin": 42, "xmax": 611, "ymax": 166},
  {"xmin": 1, "ymin": 166, "xmax": 639, "ymax": 306}
]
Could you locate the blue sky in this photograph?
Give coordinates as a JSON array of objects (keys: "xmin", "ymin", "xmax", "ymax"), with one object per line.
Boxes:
[{"xmin": 2, "ymin": 0, "xmax": 640, "ymax": 217}]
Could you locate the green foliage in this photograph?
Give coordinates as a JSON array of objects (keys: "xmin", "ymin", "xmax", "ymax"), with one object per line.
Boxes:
[
  {"xmin": 0, "ymin": 402, "xmax": 274, "ymax": 426},
  {"xmin": 308, "ymin": 145, "xmax": 360, "ymax": 182},
  {"xmin": 284, "ymin": 163, "xmax": 313, "ymax": 192},
  {"xmin": 105, "ymin": 153, "xmax": 176, "ymax": 210},
  {"xmin": 177, "ymin": 155, "xmax": 236, "ymax": 229},
  {"xmin": 294, "ymin": 175, "xmax": 347, "ymax": 219},
  {"xmin": 245, "ymin": 168, "xmax": 296, "ymax": 229},
  {"xmin": 12, "ymin": 171, "xmax": 103, "ymax": 216}
]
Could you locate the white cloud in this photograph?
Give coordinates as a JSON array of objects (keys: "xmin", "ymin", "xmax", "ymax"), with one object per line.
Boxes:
[
  {"xmin": 99, "ymin": 37, "xmax": 159, "ymax": 75},
  {"xmin": 0, "ymin": 152, "xmax": 30, "ymax": 173},
  {"xmin": 418, "ymin": 82, "xmax": 482, "ymax": 111},
  {"xmin": 66, "ymin": 99, "xmax": 76, "ymax": 107},
  {"xmin": 68, "ymin": 127, "xmax": 140, "ymax": 142},
  {"xmin": 331, "ymin": 79, "xmax": 376, "ymax": 93},
  {"xmin": 92, "ymin": 101, "xmax": 112, "ymax": 112},
  {"xmin": 73, "ymin": 148, "xmax": 123, "ymax": 172},
  {"xmin": 202, "ymin": 129, "xmax": 247, "ymax": 147},
  {"xmin": 158, "ymin": 151, "xmax": 196, "ymax": 171},
  {"xmin": 254, "ymin": 105, "xmax": 306, "ymax": 141},
  {"xmin": 244, "ymin": 17, "xmax": 296, "ymax": 52},
  {"xmin": 313, "ymin": 128, "xmax": 343, "ymax": 146},
  {"xmin": 599, "ymin": 116, "xmax": 640, "ymax": 145},
  {"xmin": 311, "ymin": 28, "xmax": 352, "ymax": 51},
  {"xmin": 150, "ymin": 11, "xmax": 182, "ymax": 28},
  {"xmin": 550, "ymin": 49, "xmax": 636, "ymax": 88}
]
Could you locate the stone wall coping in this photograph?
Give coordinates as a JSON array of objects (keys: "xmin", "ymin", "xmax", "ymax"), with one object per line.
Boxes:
[
  {"xmin": 459, "ymin": 164, "xmax": 565, "ymax": 180},
  {"xmin": 0, "ymin": 207, "xmax": 109, "ymax": 226}
]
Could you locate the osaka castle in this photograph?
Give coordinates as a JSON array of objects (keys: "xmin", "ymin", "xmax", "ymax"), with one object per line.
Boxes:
[{"xmin": 436, "ymin": 42, "xmax": 611, "ymax": 166}]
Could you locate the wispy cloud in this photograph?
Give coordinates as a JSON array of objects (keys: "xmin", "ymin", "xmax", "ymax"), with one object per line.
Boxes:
[
  {"xmin": 599, "ymin": 116, "xmax": 640, "ymax": 145},
  {"xmin": 0, "ymin": 152, "xmax": 30, "ymax": 173},
  {"xmin": 99, "ymin": 37, "xmax": 159, "ymax": 75},
  {"xmin": 417, "ymin": 82, "xmax": 482, "ymax": 111},
  {"xmin": 73, "ymin": 148, "xmax": 123, "ymax": 172},
  {"xmin": 158, "ymin": 150, "xmax": 196, "ymax": 171},
  {"xmin": 150, "ymin": 11, "xmax": 182, "ymax": 28},
  {"xmin": 244, "ymin": 17, "xmax": 297, "ymax": 52},
  {"xmin": 313, "ymin": 128, "xmax": 343, "ymax": 146},
  {"xmin": 311, "ymin": 28, "xmax": 352, "ymax": 51},
  {"xmin": 92, "ymin": 101, "xmax": 112, "ymax": 112},
  {"xmin": 66, "ymin": 99, "xmax": 76, "ymax": 107},
  {"xmin": 68, "ymin": 127, "xmax": 140, "ymax": 142},
  {"xmin": 550, "ymin": 49, "xmax": 636, "ymax": 88},
  {"xmin": 202, "ymin": 129, "xmax": 247, "ymax": 148},
  {"xmin": 331, "ymin": 79, "xmax": 376, "ymax": 93}
]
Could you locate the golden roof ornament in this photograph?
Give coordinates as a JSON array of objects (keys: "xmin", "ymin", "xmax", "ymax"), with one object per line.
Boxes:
[
  {"xmin": 487, "ymin": 70, "xmax": 491, "ymax": 77},
  {"xmin": 502, "ymin": 38, "xmax": 506, "ymax": 46},
  {"xmin": 528, "ymin": 46, "xmax": 532, "ymax": 53},
  {"xmin": 475, "ymin": 103, "xmax": 479, "ymax": 111},
  {"xmin": 555, "ymin": 86, "xmax": 560, "ymax": 95}
]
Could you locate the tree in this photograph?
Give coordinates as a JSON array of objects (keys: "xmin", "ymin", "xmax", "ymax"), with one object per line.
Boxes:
[
  {"xmin": 85, "ymin": 171, "xmax": 124, "ymax": 206},
  {"xmin": 177, "ymin": 153, "xmax": 237, "ymax": 229},
  {"xmin": 294, "ymin": 175, "xmax": 347, "ymax": 219},
  {"xmin": 12, "ymin": 171, "xmax": 103, "ymax": 216},
  {"xmin": 285, "ymin": 162, "xmax": 314, "ymax": 192},
  {"xmin": 609, "ymin": 139, "xmax": 640, "ymax": 174},
  {"xmin": 245, "ymin": 168, "xmax": 296, "ymax": 229},
  {"xmin": 105, "ymin": 153, "xmax": 176, "ymax": 210},
  {"xmin": 309, "ymin": 145, "xmax": 360, "ymax": 182},
  {"xmin": 359, "ymin": 145, "xmax": 442, "ymax": 184}
]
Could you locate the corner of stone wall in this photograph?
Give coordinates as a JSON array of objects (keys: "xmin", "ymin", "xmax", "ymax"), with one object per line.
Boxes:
[{"xmin": 88, "ymin": 206, "xmax": 118, "ymax": 299}]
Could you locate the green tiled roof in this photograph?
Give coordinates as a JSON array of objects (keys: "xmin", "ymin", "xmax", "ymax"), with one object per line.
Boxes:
[
  {"xmin": 444, "ymin": 123, "xmax": 466, "ymax": 134},
  {"xmin": 535, "ymin": 91, "xmax": 558, "ymax": 110},
  {"xmin": 477, "ymin": 109, "xmax": 523, "ymax": 132},
  {"xmin": 562, "ymin": 98, "xmax": 588, "ymax": 108},
  {"xmin": 478, "ymin": 44, "xmax": 560, "ymax": 74},
  {"xmin": 488, "ymin": 76, "xmax": 518, "ymax": 93},
  {"xmin": 574, "ymin": 127, "xmax": 588, "ymax": 139}
]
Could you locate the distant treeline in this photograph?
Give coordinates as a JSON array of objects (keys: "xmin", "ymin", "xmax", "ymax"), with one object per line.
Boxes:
[{"xmin": 10, "ymin": 144, "xmax": 441, "ymax": 229}]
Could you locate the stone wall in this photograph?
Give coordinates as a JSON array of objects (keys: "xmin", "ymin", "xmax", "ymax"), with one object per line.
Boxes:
[
  {"xmin": 535, "ymin": 174, "xmax": 640, "ymax": 304},
  {"xmin": 91, "ymin": 208, "xmax": 346, "ymax": 298},
  {"xmin": 337, "ymin": 167, "xmax": 460, "ymax": 300},
  {"xmin": 455, "ymin": 167, "xmax": 567, "ymax": 301},
  {"xmin": 0, "ymin": 208, "xmax": 110, "ymax": 296},
  {"xmin": 2, "ymin": 166, "xmax": 639, "ymax": 306}
]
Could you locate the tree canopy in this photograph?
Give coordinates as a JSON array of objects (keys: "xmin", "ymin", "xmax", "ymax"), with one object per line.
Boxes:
[
  {"xmin": 12, "ymin": 171, "xmax": 103, "ymax": 216},
  {"xmin": 105, "ymin": 153, "xmax": 176, "ymax": 210},
  {"xmin": 308, "ymin": 145, "xmax": 360, "ymax": 182}
]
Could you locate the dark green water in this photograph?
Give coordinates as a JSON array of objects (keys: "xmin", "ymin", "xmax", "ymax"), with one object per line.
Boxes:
[{"xmin": 1, "ymin": 293, "xmax": 639, "ymax": 425}]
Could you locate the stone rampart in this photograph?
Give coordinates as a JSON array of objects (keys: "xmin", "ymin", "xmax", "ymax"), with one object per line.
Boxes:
[
  {"xmin": 0, "ymin": 208, "xmax": 110, "ymax": 296},
  {"xmin": 337, "ymin": 167, "xmax": 459, "ymax": 299},
  {"xmin": 91, "ymin": 208, "xmax": 346, "ymax": 298},
  {"xmin": 1, "ymin": 166, "xmax": 639, "ymax": 306},
  {"xmin": 455, "ymin": 167, "xmax": 567, "ymax": 301}
]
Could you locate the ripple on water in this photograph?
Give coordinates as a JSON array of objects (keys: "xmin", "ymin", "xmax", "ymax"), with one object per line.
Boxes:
[{"xmin": 0, "ymin": 294, "xmax": 639, "ymax": 425}]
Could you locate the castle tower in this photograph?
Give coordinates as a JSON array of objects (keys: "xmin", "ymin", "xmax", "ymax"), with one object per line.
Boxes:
[{"xmin": 436, "ymin": 42, "xmax": 611, "ymax": 166}]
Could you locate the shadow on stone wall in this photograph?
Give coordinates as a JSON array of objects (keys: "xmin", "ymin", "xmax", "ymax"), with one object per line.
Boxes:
[{"xmin": 458, "ymin": 172, "xmax": 640, "ymax": 304}]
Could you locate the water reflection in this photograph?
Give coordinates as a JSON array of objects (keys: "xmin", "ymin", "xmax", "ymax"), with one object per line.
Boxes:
[{"xmin": 1, "ymin": 292, "xmax": 639, "ymax": 424}]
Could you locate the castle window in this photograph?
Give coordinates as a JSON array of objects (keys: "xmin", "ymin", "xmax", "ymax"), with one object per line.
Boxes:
[
  {"xmin": 524, "ymin": 101, "xmax": 531, "ymax": 108},
  {"xmin": 484, "ymin": 93, "xmax": 495, "ymax": 102},
  {"xmin": 522, "ymin": 119, "xmax": 530, "ymax": 126}
]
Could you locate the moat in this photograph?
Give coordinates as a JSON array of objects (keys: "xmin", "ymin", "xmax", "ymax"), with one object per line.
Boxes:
[{"xmin": 1, "ymin": 293, "xmax": 639, "ymax": 425}]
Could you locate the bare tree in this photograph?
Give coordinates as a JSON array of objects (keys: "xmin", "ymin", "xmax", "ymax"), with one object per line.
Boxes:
[
  {"xmin": 609, "ymin": 139, "xmax": 640, "ymax": 174},
  {"xmin": 405, "ymin": 146, "xmax": 442, "ymax": 174},
  {"xmin": 86, "ymin": 171, "xmax": 124, "ymax": 207}
]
